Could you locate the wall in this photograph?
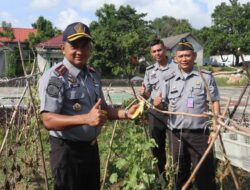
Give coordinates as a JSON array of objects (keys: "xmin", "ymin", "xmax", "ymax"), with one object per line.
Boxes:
[{"xmin": 204, "ymin": 54, "xmax": 250, "ymax": 66}]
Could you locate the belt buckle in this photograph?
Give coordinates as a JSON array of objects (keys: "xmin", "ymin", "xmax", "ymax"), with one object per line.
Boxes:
[{"xmin": 90, "ymin": 139, "xmax": 97, "ymax": 146}]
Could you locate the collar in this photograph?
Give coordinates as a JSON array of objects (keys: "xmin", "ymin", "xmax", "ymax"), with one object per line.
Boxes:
[
  {"xmin": 63, "ymin": 57, "xmax": 83, "ymax": 78},
  {"xmin": 175, "ymin": 66, "xmax": 199, "ymax": 80},
  {"xmin": 154, "ymin": 61, "xmax": 170, "ymax": 71}
]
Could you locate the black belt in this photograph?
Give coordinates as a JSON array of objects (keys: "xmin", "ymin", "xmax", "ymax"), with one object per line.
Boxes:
[
  {"xmin": 172, "ymin": 128, "xmax": 209, "ymax": 134},
  {"xmin": 50, "ymin": 136, "xmax": 97, "ymax": 146}
]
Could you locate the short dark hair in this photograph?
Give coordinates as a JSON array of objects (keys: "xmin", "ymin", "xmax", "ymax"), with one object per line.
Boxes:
[{"xmin": 150, "ymin": 39, "xmax": 164, "ymax": 47}]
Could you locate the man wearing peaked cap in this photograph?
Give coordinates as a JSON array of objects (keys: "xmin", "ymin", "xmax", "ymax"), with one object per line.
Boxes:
[
  {"xmin": 154, "ymin": 38, "xmax": 220, "ymax": 190},
  {"xmin": 39, "ymin": 22, "xmax": 139, "ymax": 190},
  {"xmin": 63, "ymin": 22, "xmax": 92, "ymax": 42}
]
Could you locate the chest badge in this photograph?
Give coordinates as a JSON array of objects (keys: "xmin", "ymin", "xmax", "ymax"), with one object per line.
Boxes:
[
  {"xmin": 150, "ymin": 71, "xmax": 157, "ymax": 79},
  {"xmin": 73, "ymin": 103, "xmax": 81, "ymax": 112}
]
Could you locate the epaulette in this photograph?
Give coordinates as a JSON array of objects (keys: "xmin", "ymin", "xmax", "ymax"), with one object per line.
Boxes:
[
  {"xmin": 54, "ymin": 64, "xmax": 68, "ymax": 76},
  {"xmin": 164, "ymin": 71, "xmax": 175, "ymax": 81},
  {"xmin": 200, "ymin": 69, "xmax": 212, "ymax": 75},
  {"xmin": 88, "ymin": 66, "xmax": 96, "ymax": 73},
  {"xmin": 146, "ymin": 65, "xmax": 155, "ymax": 70}
]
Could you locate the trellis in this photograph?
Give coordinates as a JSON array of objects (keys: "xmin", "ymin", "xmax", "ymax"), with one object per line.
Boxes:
[{"xmin": 0, "ymin": 45, "xmax": 249, "ymax": 189}]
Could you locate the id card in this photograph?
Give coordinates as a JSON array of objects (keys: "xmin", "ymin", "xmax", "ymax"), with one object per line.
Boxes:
[{"xmin": 187, "ymin": 97, "xmax": 194, "ymax": 108}]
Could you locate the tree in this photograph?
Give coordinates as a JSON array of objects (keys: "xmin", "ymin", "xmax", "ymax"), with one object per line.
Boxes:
[
  {"xmin": 150, "ymin": 16, "xmax": 193, "ymax": 38},
  {"xmin": 0, "ymin": 21, "xmax": 15, "ymax": 41},
  {"xmin": 27, "ymin": 16, "xmax": 61, "ymax": 46},
  {"xmin": 198, "ymin": 0, "xmax": 250, "ymax": 65},
  {"xmin": 89, "ymin": 4, "xmax": 155, "ymax": 78}
]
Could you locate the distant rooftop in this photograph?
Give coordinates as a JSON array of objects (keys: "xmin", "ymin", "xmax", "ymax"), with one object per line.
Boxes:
[
  {"xmin": 36, "ymin": 34, "xmax": 63, "ymax": 49},
  {"xmin": 0, "ymin": 27, "xmax": 37, "ymax": 43},
  {"xmin": 162, "ymin": 33, "xmax": 191, "ymax": 49}
]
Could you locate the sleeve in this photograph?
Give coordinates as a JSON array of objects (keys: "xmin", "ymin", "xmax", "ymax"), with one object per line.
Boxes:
[
  {"xmin": 207, "ymin": 75, "xmax": 220, "ymax": 101},
  {"xmin": 39, "ymin": 71, "xmax": 64, "ymax": 113},
  {"xmin": 100, "ymin": 87, "xmax": 108, "ymax": 108},
  {"xmin": 160, "ymin": 80, "xmax": 170, "ymax": 108},
  {"xmin": 143, "ymin": 70, "xmax": 152, "ymax": 93}
]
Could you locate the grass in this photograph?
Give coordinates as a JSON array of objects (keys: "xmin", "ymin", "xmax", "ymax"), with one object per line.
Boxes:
[{"xmin": 215, "ymin": 76, "xmax": 248, "ymax": 86}]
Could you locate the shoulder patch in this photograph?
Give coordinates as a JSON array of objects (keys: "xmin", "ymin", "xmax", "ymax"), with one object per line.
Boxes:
[
  {"xmin": 146, "ymin": 65, "xmax": 154, "ymax": 70},
  {"xmin": 200, "ymin": 69, "xmax": 212, "ymax": 75},
  {"xmin": 46, "ymin": 77, "xmax": 63, "ymax": 97},
  {"xmin": 54, "ymin": 64, "xmax": 68, "ymax": 76},
  {"xmin": 164, "ymin": 72, "xmax": 175, "ymax": 81}
]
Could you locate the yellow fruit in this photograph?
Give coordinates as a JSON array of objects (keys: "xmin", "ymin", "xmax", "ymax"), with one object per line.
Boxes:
[{"xmin": 130, "ymin": 100, "xmax": 144, "ymax": 119}]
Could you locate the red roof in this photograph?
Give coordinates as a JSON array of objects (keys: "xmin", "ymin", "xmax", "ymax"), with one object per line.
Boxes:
[
  {"xmin": 0, "ymin": 27, "xmax": 37, "ymax": 43},
  {"xmin": 37, "ymin": 34, "xmax": 63, "ymax": 48}
]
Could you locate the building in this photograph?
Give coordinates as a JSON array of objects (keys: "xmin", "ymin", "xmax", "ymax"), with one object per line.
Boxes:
[
  {"xmin": 0, "ymin": 27, "xmax": 37, "ymax": 76},
  {"xmin": 36, "ymin": 34, "xmax": 63, "ymax": 72},
  {"xmin": 162, "ymin": 33, "xmax": 204, "ymax": 65}
]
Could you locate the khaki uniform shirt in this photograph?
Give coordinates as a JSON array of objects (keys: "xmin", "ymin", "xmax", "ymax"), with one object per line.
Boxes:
[
  {"xmin": 161, "ymin": 66, "xmax": 220, "ymax": 130},
  {"xmin": 143, "ymin": 62, "xmax": 177, "ymax": 126},
  {"xmin": 39, "ymin": 58, "xmax": 106, "ymax": 141}
]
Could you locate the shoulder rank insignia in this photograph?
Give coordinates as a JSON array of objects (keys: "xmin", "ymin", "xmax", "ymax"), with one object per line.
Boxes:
[
  {"xmin": 68, "ymin": 73, "xmax": 76, "ymax": 83},
  {"xmin": 164, "ymin": 71, "xmax": 175, "ymax": 81},
  {"xmin": 46, "ymin": 76, "xmax": 63, "ymax": 97},
  {"xmin": 54, "ymin": 64, "xmax": 68, "ymax": 76},
  {"xmin": 146, "ymin": 65, "xmax": 154, "ymax": 70}
]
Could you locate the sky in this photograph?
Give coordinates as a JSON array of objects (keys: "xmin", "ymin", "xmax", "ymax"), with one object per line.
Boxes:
[{"xmin": 0, "ymin": 0, "xmax": 249, "ymax": 30}]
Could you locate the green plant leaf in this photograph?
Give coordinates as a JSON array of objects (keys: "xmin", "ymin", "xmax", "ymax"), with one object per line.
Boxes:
[{"xmin": 109, "ymin": 173, "xmax": 118, "ymax": 184}]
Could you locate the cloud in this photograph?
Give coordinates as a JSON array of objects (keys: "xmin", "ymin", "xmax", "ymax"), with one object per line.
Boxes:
[
  {"xmin": 56, "ymin": 8, "xmax": 92, "ymax": 30},
  {"xmin": 30, "ymin": 0, "xmax": 60, "ymax": 9},
  {"xmin": 72, "ymin": 0, "xmax": 211, "ymax": 29},
  {"xmin": 0, "ymin": 11, "xmax": 20, "ymax": 27},
  {"xmin": 3, "ymin": 0, "xmax": 250, "ymax": 29},
  {"xmin": 74, "ymin": 0, "xmax": 249, "ymax": 29}
]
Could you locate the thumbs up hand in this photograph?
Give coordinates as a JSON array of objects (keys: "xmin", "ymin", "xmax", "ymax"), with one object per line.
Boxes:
[
  {"xmin": 87, "ymin": 99, "xmax": 108, "ymax": 127},
  {"xmin": 140, "ymin": 82, "xmax": 150, "ymax": 98},
  {"xmin": 140, "ymin": 82, "xmax": 146, "ymax": 95},
  {"xmin": 153, "ymin": 92, "xmax": 163, "ymax": 108}
]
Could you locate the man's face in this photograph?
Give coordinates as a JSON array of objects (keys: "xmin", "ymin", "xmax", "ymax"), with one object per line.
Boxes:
[
  {"xmin": 175, "ymin": 50, "xmax": 196, "ymax": 72},
  {"xmin": 61, "ymin": 38, "xmax": 91, "ymax": 68},
  {"xmin": 150, "ymin": 43, "xmax": 166, "ymax": 63}
]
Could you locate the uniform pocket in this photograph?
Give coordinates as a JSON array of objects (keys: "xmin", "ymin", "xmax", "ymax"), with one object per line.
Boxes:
[
  {"xmin": 65, "ymin": 87, "xmax": 85, "ymax": 100},
  {"xmin": 149, "ymin": 78, "xmax": 159, "ymax": 85},
  {"xmin": 168, "ymin": 90, "xmax": 181, "ymax": 99}
]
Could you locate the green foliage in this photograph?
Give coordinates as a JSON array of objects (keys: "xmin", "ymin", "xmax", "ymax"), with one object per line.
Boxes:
[
  {"xmin": 195, "ymin": 0, "xmax": 250, "ymax": 64},
  {"xmin": 5, "ymin": 48, "xmax": 24, "ymax": 77},
  {"xmin": 150, "ymin": 16, "xmax": 193, "ymax": 38},
  {"xmin": 99, "ymin": 120, "xmax": 160, "ymax": 189},
  {"xmin": 0, "ymin": 21, "xmax": 15, "ymax": 40},
  {"xmin": 89, "ymin": 4, "xmax": 155, "ymax": 78},
  {"xmin": 27, "ymin": 16, "xmax": 61, "ymax": 46}
]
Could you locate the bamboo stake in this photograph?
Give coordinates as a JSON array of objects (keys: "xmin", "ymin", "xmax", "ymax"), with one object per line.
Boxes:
[
  {"xmin": 128, "ymin": 83, "xmax": 164, "ymax": 187},
  {"xmin": 218, "ymin": 120, "xmax": 250, "ymax": 138},
  {"xmin": 0, "ymin": 85, "xmax": 28, "ymax": 155},
  {"xmin": 182, "ymin": 70, "xmax": 240, "ymax": 190},
  {"xmin": 138, "ymin": 95, "xmax": 208, "ymax": 118},
  {"xmin": 18, "ymin": 42, "xmax": 49, "ymax": 190},
  {"xmin": 100, "ymin": 120, "xmax": 119, "ymax": 190}
]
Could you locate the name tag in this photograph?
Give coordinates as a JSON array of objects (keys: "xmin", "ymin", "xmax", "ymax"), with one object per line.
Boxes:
[{"xmin": 187, "ymin": 97, "xmax": 194, "ymax": 108}]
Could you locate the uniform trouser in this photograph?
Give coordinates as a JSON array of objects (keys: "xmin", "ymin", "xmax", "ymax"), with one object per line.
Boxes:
[
  {"xmin": 49, "ymin": 136, "xmax": 100, "ymax": 190},
  {"xmin": 148, "ymin": 111, "xmax": 168, "ymax": 175},
  {"xmin": 169, "ymin": 130, "xmax": 217, "ymax": 190}
]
